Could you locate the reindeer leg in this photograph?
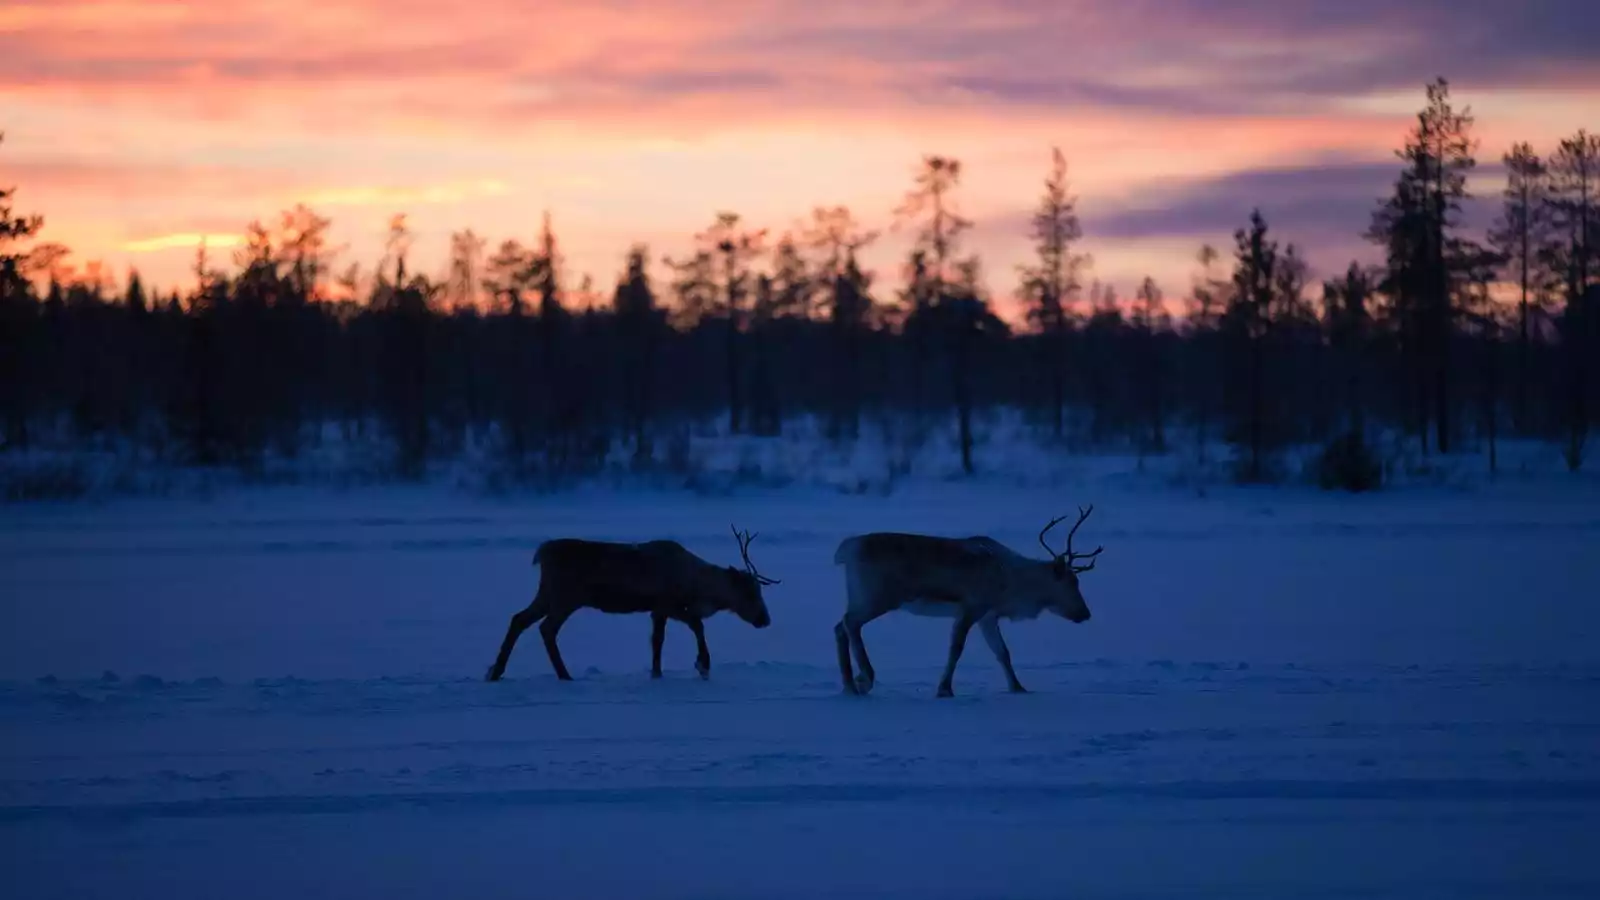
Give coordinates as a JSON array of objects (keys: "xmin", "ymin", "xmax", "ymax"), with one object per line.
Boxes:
[
  {"xmin": 980, "ymin": 615, "xmax": 1027, "ymax": 693},
  {"xmin": 680, "ymin": 615, "xmax": 711, "ymax": 680},
  {"xmin": 936, "ymin": 613, "xmax": 979, "ymax": 698},
  {"xmin": 539, "ymin": 607, "xmax": 577, "ymax": 681},
  {"xmin": 486, "ymin": 594, "xmax": 549, "ymax": 681},
  {"xmin": 845, "ymin": 609, "xmax": 886, "ymax": 695},
  {"xmin": 834, "ymin": 619, "xmax": 859, "ymax": 695},
  {"xmin": 650, "ymin": 610, "xmax": 668, "ymax": 679}
]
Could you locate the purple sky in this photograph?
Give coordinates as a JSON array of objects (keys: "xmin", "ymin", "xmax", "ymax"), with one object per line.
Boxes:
[{"xmin": 2, "ymin": 0, "xmax": 1596, "ymax": 317}]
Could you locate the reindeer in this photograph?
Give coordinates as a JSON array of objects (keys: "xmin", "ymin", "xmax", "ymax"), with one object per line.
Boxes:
[
  {"xmin": 832, "ymin": 505, "xmax": 1103, "ymax": 698},
  {"xmin": 485, "ymin": 526, "xmax": 779, "ymax": 682}
]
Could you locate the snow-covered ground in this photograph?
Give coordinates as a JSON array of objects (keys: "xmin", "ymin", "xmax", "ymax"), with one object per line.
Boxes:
[{"xmin": 3, "ymin": 477, "xmax": 1599, "ymax": 899}]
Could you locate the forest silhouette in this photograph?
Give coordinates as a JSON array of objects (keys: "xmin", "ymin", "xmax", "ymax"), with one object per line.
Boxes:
[{"xmin": 1, "ymin": 79, "xmax": 1597, "ymax": 494}]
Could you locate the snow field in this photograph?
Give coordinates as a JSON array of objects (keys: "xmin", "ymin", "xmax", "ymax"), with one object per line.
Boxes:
[{"xmin": 2, "ymin": 478, "xmax": 1598, "ymax": 898}]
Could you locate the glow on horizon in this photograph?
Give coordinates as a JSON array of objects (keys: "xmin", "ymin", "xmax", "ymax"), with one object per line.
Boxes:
[{"xmin": 3, "ymin": 0, "xmax": 1596, "ymax": 321}]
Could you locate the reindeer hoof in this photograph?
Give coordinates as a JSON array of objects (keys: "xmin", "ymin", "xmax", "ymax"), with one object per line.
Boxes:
[
  {"xmin": 854, "ymin": 674, "xmax": 874, "ymax": 695},
  {"xmin": 1009, "ymin": 684, "xmax": 1029, "ymax": 694},
  {"xmin": 936, "ymin": 684, "xmax": 954, "ymax": 698},
  {"xmin": 485, "ymin": 667, "xmax": 501, "ymax": 682},
  {"xmin": 650, "ymin": 670, "xmax": 662, "ymax": 680}
]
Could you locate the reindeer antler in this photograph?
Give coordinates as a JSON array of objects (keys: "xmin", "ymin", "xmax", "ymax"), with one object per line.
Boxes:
[
  {"xmin": 1039, "ymin": 505, "xmax": 1104, "ymax": 573},
  {"xmin": 1064, "ymin": 504, "xmax": 1104, "ymax": 572},
  {"xmin": 731, "ymin": 524, "xmax": 781, "ymax": 585},
  {"xmin": 1038, "ymin": 513, "xmax": 1073, "ymax": 557}
]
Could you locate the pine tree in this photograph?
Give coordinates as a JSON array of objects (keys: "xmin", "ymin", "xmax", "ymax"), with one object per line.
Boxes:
[
  {"xmin": 1186, "ymin": 244, "xmax": 1227, "ymax": 463},
  {"xmin": 686, "ymin": 211, "xmax": 766, "ymax": 434},
  {"xmin": 895, "ymin": 156, "xmax": 972, "ymax": 293},
  {"xmin": 1324, "ymin": 263, "xmax": 1375, "ymax": 440},
  {"xmin": 1487, "ymin": 143, "xmax": 1550, "ymax": 433},
  {"xmin": 1226, "ymin": 210, "xmax": 1279, "ymax": 482},
  {"xmin": 1543, "ymin": 130, "xmax": 1600, "ymax": 469},
  {"xmin": 828, "ymin": 250, "xmax": 874, "ymax": 440},
  {"xmin": 803, "ymin": 206, "xmax": 877, "ymax": 441},
  {"xmin": 1395, "ymin": 78, "xmax": 1477, "ymax": 454},
  {"xmin": 1019, "ymin": 148, "xmax": 1088, "ymax": 438},
  {"xmin": 944, "ymin": 257, "xmax": 1005, "ymax": 475},
  {"xmin": 612, "ymin": 245, "xmax": 662, "ymax": 461},
  {"xmin": 1367, "ymin": 79, "xmax": 1477, "ymax": 455},
  {"xmin": 1459, "ymin": 246, "xmax": 1509, "ymax": 474},
  {"xmin": 0, "ymin": 132, "xmax": 43, "ymax": 449},
  {"xmin": 895, "ymin": 156, "xmax": 972, "ymax": 429},
  {"xmin": 1132, "ymin": 276, "xmax": 1168, "ymax": 457},
  {"xmin": 447, "ymin": 228, "xmax": 486, "ymax": 313},
  {"xmin": 484, "ymin": 239, "xmax": 537, "ymax": 467},
  {"xmin": 532, "ymin": 211, "xmax": 572, "ymax": 466},
  {"xmin": 748, "ymin": 235, "xmax": 812, "ymax": 435}
]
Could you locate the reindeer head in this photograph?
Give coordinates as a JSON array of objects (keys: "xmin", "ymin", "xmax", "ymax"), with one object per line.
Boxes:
[
  {"xmin": 725, "ymin": 525, "xmax": 777, "ymax": 628},
  {"xmin": 1036, "ymin": 505, "xmax": 1103, "ymax": 624}
]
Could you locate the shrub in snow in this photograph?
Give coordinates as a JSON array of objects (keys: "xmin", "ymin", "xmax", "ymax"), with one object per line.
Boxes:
[{"xmin": 1316, "ymin": 432, "xmax": 1384, "ymax": 493}]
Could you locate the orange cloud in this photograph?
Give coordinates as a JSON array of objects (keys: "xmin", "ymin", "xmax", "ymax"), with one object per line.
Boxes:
[
  {"xmin": 2, "ymin": 158, "xmax": 288, "ymax": 199},
  {"xmin": 123, "ymin": 232, "xmax": 244, "ymax": 253},
  {"xmin": 298, "ymin": 180, "xmax": 512, "ymax": 208}
]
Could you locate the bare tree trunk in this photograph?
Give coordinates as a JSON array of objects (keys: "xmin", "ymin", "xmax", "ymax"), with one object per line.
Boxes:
[
  {"xmin": 1483, "ymin": 333, "xmax": 1499, "ymax": 477},
  {"xmin": 955, "ymin": 359, "xmax": 974, "ymax": 475},
  {"xmin": 1050, "ymin": 323, "xmax": 1065, "ymax": 439},
  {"xmin": 1248, "ymin": 335, "xmax": 1264, "ymax": 481},
  {"xmin": 725, "ymin": 319, "xmax": 742, "ymax": 435},
  {"xmin": 1517, "ymin": 246, "xmax": 1530, "ymax": 434}
]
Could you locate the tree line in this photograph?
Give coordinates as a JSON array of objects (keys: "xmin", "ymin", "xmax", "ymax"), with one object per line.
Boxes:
[{"xmin": 1, "ymin": 79, "xmax": 1596, "ymax": 491}]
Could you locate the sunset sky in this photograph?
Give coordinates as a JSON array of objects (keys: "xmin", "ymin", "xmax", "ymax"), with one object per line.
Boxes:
[{"xmin": 3, "ymin": 0, "xmax": 1597, "ymax": 320}]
